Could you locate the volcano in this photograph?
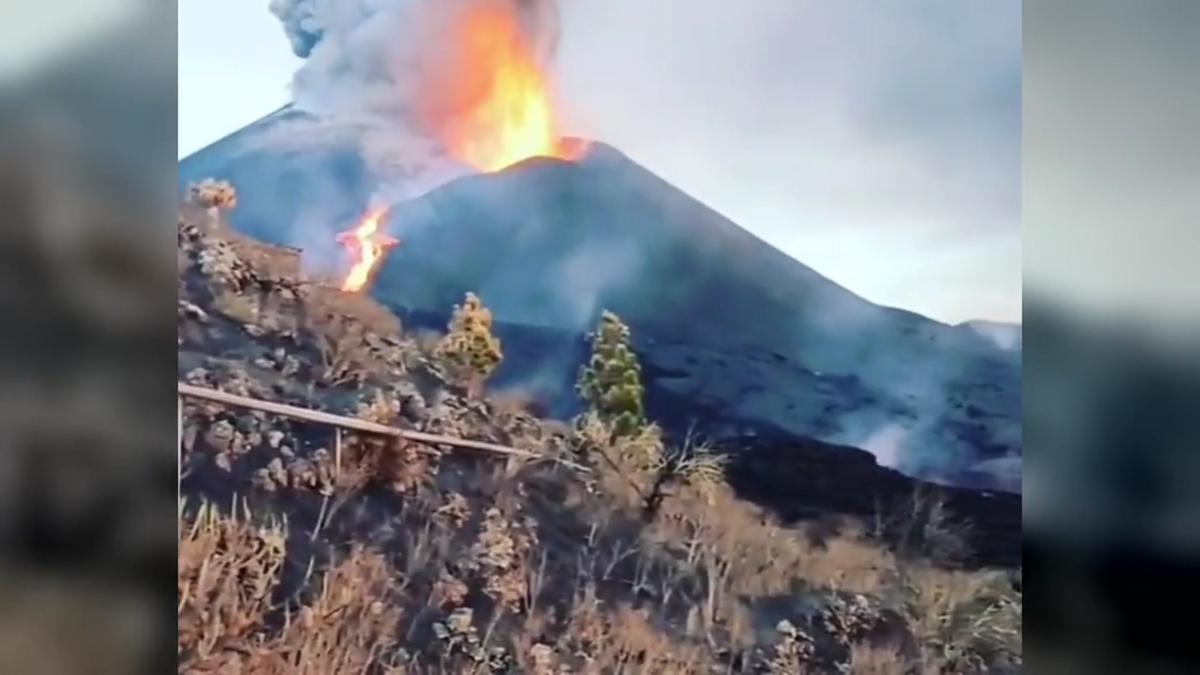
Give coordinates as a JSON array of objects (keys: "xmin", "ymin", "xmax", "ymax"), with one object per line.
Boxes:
[{"xmin": 179, "ymin": 106, "xmax": 1021, "ymax": 492}]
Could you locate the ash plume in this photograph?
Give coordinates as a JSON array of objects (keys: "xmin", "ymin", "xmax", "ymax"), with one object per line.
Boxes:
[{"xmin": 261, "ymin": 0, "xmax": 562, "ymax": 198}]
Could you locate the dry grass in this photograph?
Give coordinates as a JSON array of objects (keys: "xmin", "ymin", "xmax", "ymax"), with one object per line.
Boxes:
[
  {"xmin": 902, "ymin": 564, "xmax": 1022, "ymax": 673},
  {"xmin": 212, "ymin": 287, "xmax": 263, "ymax": 325},
  {"xmin": 551, "ymin": 593, "xmax": 713, "ymax": 675},
  {"xmin": 177, "ymin": 220, "xmax": 1022, "ymax": 673},
  {"xmin": 246, "ymin": 546, "xmax": 404, "ymax": 674},
  {"xmin": 314, "ymin": 314, "xmax": 371, "ymax": 388},
  {"xmin": 178, "ymin": 500, "xmax": 287, "ymax": 670},
  {"xmin": 847, "ymin": 642, "xmax": 911, "ymax": 674},
  {"xmin": 177, "ymin": 500, "xmax": 405, "ymax": 674}
]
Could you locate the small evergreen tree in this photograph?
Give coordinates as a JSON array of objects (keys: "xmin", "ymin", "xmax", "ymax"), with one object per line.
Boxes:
[
  {"xmin": 435, "ymin": 292, "xmax": 502, "ymax": 396},
  {"xmin": 577, "ymin": 311, "xmax": 646, "ymax": 438}
]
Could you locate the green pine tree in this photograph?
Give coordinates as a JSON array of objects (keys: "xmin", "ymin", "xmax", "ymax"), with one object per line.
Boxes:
[
  {"xmin": 436, "ymin": 292, "xmax": 502, "ymax": 396},
  {"xmin": 577, "ymin": 311, "xmax": 646, "ymax": 437}
]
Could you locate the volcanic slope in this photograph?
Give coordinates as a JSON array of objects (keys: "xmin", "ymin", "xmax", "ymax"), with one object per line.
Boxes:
[
  {"xmin": 180, "ymin": 107, "xmax": 1021, "ymax": 491},
  {"xmin": 176, "ymin": 201, "xmax": 1021, "ymax": 673}
]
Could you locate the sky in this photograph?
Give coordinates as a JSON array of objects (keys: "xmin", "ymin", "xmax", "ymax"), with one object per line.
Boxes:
[
  {"xmin": 1024, "ymin": 0, "xmax": 1200, "ymax": 325},
  {"xmin": 179, "ymin": 1, "xmax": 1022, "ymax": 325}
]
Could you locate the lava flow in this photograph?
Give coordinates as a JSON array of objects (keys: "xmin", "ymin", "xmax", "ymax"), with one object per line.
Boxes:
[
  {"xmin": 430, "ymin": 1, "xmax": 582, "ymax": 172},
  {"xmin": 336, "ymin": 207, "xmax": 398, "ymax": 292}
]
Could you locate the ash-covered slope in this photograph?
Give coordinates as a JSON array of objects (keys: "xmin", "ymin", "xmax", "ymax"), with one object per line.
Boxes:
[{"xmin": 180, "ymin": 108, "xmax": 1021, "ymax": 491}]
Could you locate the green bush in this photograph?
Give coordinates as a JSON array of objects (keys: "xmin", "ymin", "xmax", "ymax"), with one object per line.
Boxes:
[{"xmin": 577, "ymin": 311, "xmax": 646, "ymax": 438}]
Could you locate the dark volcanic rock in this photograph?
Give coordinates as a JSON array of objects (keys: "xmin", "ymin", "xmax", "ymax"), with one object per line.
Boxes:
[
  {"xmin": 180, "ymin": 106, "xmax": 1021, "ymax": 492},
  {"xmin": 723, "ymin": 435, "xmax": 1022, "ymax": 569}
]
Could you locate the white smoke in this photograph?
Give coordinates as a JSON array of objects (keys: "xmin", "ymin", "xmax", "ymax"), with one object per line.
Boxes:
[
  {"xmin": 965, "ymin": 319, "xmax": 1022, "ymax": 351},
  {"xmin": 860, "ymin": 423, "xmax": 907, "ymax": 468}
]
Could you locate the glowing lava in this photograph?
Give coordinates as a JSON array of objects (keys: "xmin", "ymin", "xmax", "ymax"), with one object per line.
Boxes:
[
  {"xmin": 336, "ymin": 207, "xmax": 398, "ymax": 293},
  {"xmin": 431, "ymin": 1, "xmax": 580, "ymax": 172}
]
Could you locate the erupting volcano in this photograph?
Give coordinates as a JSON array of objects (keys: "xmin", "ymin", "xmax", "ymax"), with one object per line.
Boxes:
[
  {"xmin": 336, "ymin": 208, "xmax": 398, "ymax": 292},
  {"xmin": 179, "ymin": 0, "xmax": 1020, "ymax": 493},
  {"xmin": 335, "ymin": 0, "xmax": 580, "ymax": 291},
  {"xmin": 426, "ymin": 1, "xmax": 581, "ymax": 172}
]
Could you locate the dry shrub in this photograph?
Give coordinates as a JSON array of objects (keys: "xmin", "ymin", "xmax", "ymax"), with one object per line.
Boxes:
[
  {"xmin": 902, "ymin": 565, "xmax": 1021, "ymax": 673},
  {"xmin": 314, "ymin": 314, "xmax": 370, "ymax": 388},
  {"xmin": 431, "ymin": 572, "xmax": 470, "ymax": 610},
  {"xmin": 178, "ymin": 501, "xmax": 405, "ymax": 674},
  {"xmin": 213, "ymin": 288, "xmax": 261, "ymax": 324},
  {"xmin": 384, "ymin": 441, "xmax": 441, "ymax": 495},
  {"xmin": 178, "ymin": 500, "xmax": 287, "ymax": 671},
  {"xmin": 652, "ymin": 482, "xmax": 894, "ymax": 603},
  {"xmin": 556, "ymin": 593, "xmax": 712, "ymax": 675},
  {"xmin": 246, "ymin": 546, "xmax": 405, "ymax": 674},
  {"xmin": 331, "ymin": 433, "xmax": 439, "ymax": 497},
  {"xmin": 467, "ymin": 507, "xmax": 539, "ymax": 613},
  {"xmin": 799, "ymin": 522, "xmax": 897, "ymax": 595},
  {"xmin": 769, "ymin": 620, "xmax": 817, "ymax": 674},
  {"xmin": 820, "ymin": 591, "xmax": 883, "ymax": 649},
  {"xmin": 881, "ymin": 487, "xmax": 973, "ymax": 567},
  {"xmin": 603, "ymin": 604, "xmax": 710, "ymax": 674},
  {"xmin": 432, "ymin": 492, "xmax": 471, "ymax": 530},
  {"xmin": 575, "ymin": 410, "xmax": 664, "ymax": 511},
  {"xmin": 847, "ymin": 641, "xmax": 911, "ymax": 675}
]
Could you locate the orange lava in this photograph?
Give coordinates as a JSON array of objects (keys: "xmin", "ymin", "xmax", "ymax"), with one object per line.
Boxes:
[
  {"xmin": 429, "ymin": 1, "xmax": 580, "ymax": 172},
  {"xmin": 336, "ymin": 207, "xmax": 398, "ymax": 292}
]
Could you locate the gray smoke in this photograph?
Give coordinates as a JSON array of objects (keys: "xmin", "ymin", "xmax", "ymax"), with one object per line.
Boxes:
[{"xmin": 262, "ymin": 0, "xmax": 562, "ymax": 199}]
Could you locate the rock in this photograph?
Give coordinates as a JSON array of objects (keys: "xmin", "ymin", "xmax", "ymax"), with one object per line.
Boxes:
[
  {"xmin": 400, "ymin": 394, "xmax": 428, "ymax": 424},
  {"xmin": 723, "ymin": 437, "xmax": 1021, "ymax": 569}
]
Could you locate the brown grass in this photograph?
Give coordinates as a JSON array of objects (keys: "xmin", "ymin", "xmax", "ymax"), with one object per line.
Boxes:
[
  {"xmin": 177, "ymin": 500, "xmax": 404, "ymax": 674},
  {"xmin": 902, "ymin": 564, "xmax": 1022, "ymax": 672},
  {"xmin": 177, "ymin": 225, "xmax": 1022, "ymax": 673},
  {"xmin": 847, "ymin": 642, "xmax": 911, "ymax": 674}
]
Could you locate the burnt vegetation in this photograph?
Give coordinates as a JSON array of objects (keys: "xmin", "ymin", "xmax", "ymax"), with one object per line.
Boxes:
[{"xmin": 176, "ymin": 186, "xmax": 1021, "ymax": 674}]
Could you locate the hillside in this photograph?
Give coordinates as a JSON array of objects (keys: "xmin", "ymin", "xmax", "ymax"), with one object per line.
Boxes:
[
  {"xmin": 176, "ymin": 202, "xmax": 1020, "ymax": 673},
  {"xmin": 179, "ymin": 107, "xmax": 1021, "ymax": 492}
]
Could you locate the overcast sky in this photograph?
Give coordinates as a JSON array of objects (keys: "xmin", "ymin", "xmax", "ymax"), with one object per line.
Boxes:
[
  {"xmin": 179, "ymin": 1, "xmax": 1021, "ymax": 325},
  {"xmin": 1024, "ymin": 0, "xmax": 1200, "ymax": 325}
]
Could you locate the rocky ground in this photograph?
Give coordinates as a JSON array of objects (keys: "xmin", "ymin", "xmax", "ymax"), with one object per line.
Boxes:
[{"xmin": 177, "ymin": 203, "xmax": 1021, "ymax": 673}]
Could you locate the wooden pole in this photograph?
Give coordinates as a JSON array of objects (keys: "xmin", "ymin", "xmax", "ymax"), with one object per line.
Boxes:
[
  {"xmin": 334, "ymin": 428, "xmax": 342, "ymax": 479},
  {"xmin": 176, "ymin": 382, "xmax": 590, "ymax": 472}
]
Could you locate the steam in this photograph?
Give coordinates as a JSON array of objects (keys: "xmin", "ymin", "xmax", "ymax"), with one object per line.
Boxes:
[
  {"xmin": 965, "ymin": 320, "xmax": 1022, "ymax": 351},
  {"xmin": 860, "ymin": 424, "xmax": 906, "ymax": 469},
  {"xmin": 264, "ymin": 0, "xmax": 562, "ymax": 199}
]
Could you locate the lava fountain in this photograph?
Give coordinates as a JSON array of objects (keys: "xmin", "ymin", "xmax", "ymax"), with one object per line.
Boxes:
[
  {"xmin": 336, "ymin": 207, "xmax": 398, "ymax": 292},
  {"xmin": 423, "ymin": 0, "xmax": 583, "ymax": 172},
  {"xmin": 338, "ymin": 0, "xmax": 581, "ymax": 291}
]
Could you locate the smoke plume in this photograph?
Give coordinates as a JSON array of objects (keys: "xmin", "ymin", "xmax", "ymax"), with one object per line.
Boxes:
[{"xmin": 264, "ymin": 0, "xmax": 562, "ymax": 198}]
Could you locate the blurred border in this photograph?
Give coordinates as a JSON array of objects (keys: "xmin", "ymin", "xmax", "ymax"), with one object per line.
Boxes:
[
  {"xmin": 0, "ymin": 2, "xmax": 177, "ymax": 674},
  {"xmin": 1025, "ymin": 0, "xmax": 1200, "ymax": 672}
]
